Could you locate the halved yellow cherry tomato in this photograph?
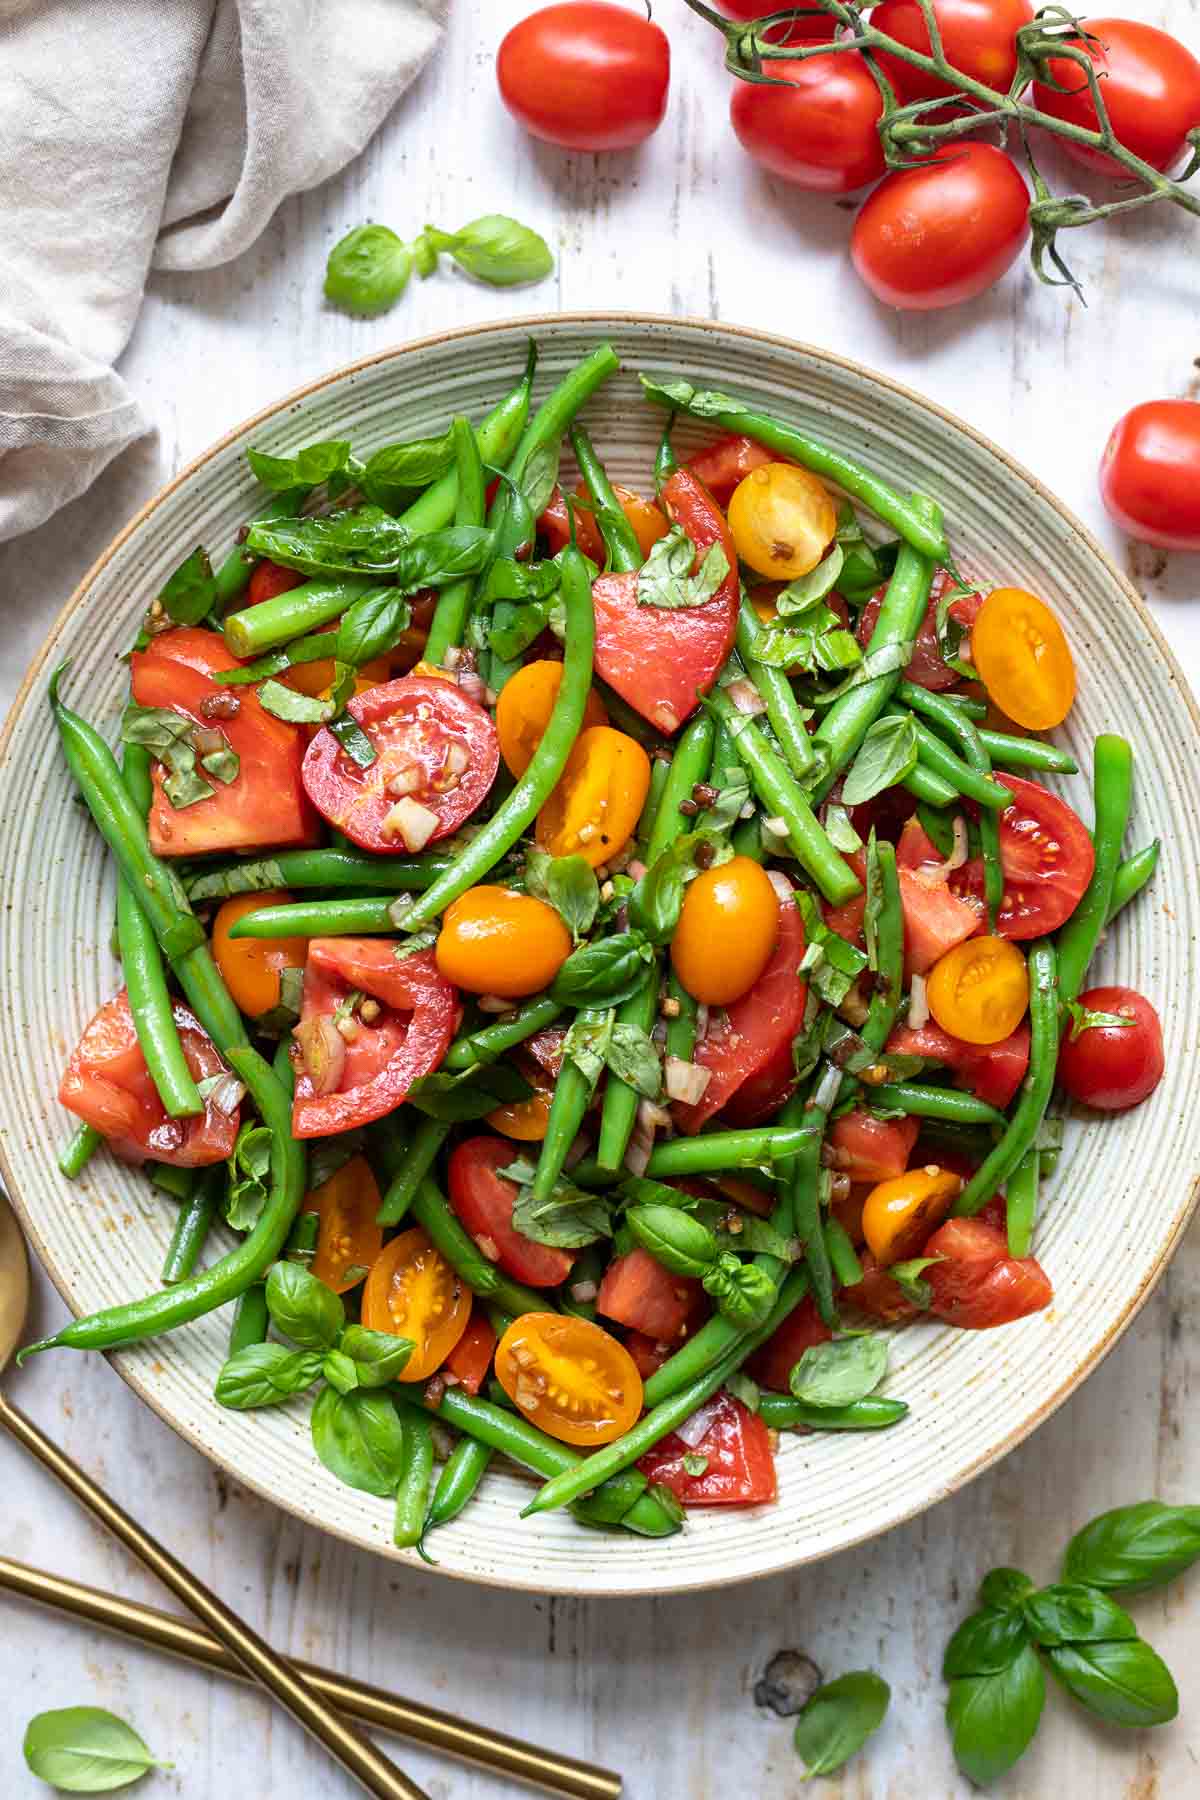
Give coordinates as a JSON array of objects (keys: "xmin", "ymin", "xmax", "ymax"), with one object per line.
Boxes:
[
  {"xmin": 301, "ymin": 1155, "xmax": 384, "ymax": 1294},
  {"xmin": 488, "ymin": 1080, "xmax": 554, "ymax": 1141},
  {"xmin": 495, "ymin": 1312, "xmax": 643, "ymax": 1447},
  {"xmin": 927, "ymin": 935, "xmax": 1030, "ymax": 1045},
  {"xmin": 212, "ymin": 891, "xmax": 307, "ymax": 1018},
  {"xmin": 970, "ymin": 587, "xmax": 1075, "ymax": 730},
  {"xmin": 362, "ymin": 1227, "xmax": 471, "ymax": 1381},
  {"xmin": 496, "ymin": 660, "xmax": 608, "ymax": 778},
  {"xmin": 436, "ymin": 886, "xmax": 572, "ymax": 998},
  {"xmin": 536, "ymin": 726, "xmax": 651, "ymax": 869},
  {"xmin": 604, "ymin": 483, "xmax": 671, "ymax": 560},
  {"xmin": 862, "ymin": 1165, "xmax": 963, "ymax": 1266},
  {"xmin": 670, "ymin": 855, "xmax": 781, "ymax": 1007},
  {"xmin": 727, "ymin": 463, "xmax": 838, "ymax": 580}
]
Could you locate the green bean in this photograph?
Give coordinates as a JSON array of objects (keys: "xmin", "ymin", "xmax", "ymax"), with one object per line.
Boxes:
[
  {"xmin": 400, "ymin": 544, "xmax": 597, "ymax": 930},
  {"xmin": 784, "ymin": 1072, "xmax": 840, "ymax": 1327},
  {"xmin": 637, "ymin": 757, "xmax": 671, "ymax": 848},
  {"xmin": 647, "ymin": 713, "xmax": 715, "ymax": 861},
  {"xmin": 857, "ymin": 837, "xmax": 906, "ymax": 1068},
  {"xmin": 1107, "ymin": 841, "xmax": 1159, "ymax": 924},
  {"xmin": 366, "ymin": 1111, "xmax": 410, "ymax": 1190},
  {"xmin": 521, "ymin": 1267, "xmax": 810, "ymax": 1517},
  {"xmin": 571, "ymin": 424, "xmax": 642, "ymax": 573},
  {"xmin": 149, "ymin": 1162, "xmax": 196, "ymax": 1203},
  {"xmin": 953, "ymin": 941, "xmax": 1059, "ymax": 1218},
  {"xmin": 227, "ymin": 1285, "xmax": 269, "ymax": 1357},
  {"xmin": 229, "ymin": 896, "xmax": 397, "ymax": 938},
  {"xmin": 409, "ymin": 1178, "xmax": 550, "ymax": 1317},
  {"xmin": 938, "ymin": 694, "xmax": 988, "ymax": 720},
  {"xmin": 530, "ymin": 1008, "xmax": 604, "ymax": 1205},
  {"xmin": 707, "ymin": 689, "xmax": 860, "ymax": 905},
  {"xmin": 187, "ymin": 849, "xmax": 448, "ymax": 902},
  {"xmin": 214, "ymin": 489, "xmax": 309, "ymax": 611},
  {"xmin": 824, "ymin": 1217, "xmax": 864, "ymax": 1289},
  {"xmin": 425, "ymin": 1434, "xmax": 493, "ymax": 1532},
  {"xmin": 392, "ymin": 1404, "xmax": 436, "ymax": 1548},
  {"xmin": 1005, "ymin": 1146, "xmax": 1040, "ymax": 1260},
  {"xmin": 398, "ymin": 341, "xmax": 536, "ymax": 538},
  {"xmin": 285, "ymin": 1209, "xmax": 320, "ymax": 1265},
  {"xmin": 645, "ymin": 1124, "xmax": 810, "ymax": 1176},
  {"xmin": 58, "ymin": 1123, "xmax": 102, "ymax": 1181},
  {"xmin": 594, "ymin": 680, "xmax": 670, "ymax": 752},
  {"xmin": 596, "ymin": 971, "xmax": 659, "ymax": 1173},
  {"xmin": 979, "ymin": 729, "xmax": 1078, "ymax": 775},
  {"xmin": 430, "ymin": 1386, "xmax": 681, "ymax": 1537},
  {"xmin": 866, "ymin": 1082, "xmax": 1008, "ymax": 1127},
  {"xmin": 376, "ymin": 1119, "xmax": 449, "ymax": 1226},
  {"xmin": 20, "ymin": 1045, "xmax": 303, "ymax": 1356},
  {"xmin": 897, "ymin": 679, "xmax": 1005, "ymax": 923},
  {"xmin": 222, "ymin": 577, "xmax": 370, "ymax": 660},
  {"xmin": 644, "ymin": 387, "xmax": 951, "ymax": 564},
  {"xmin": 902, "ymin": 762, "xmax": 959, "ymax": 809},
  {"xmin": 1056, "ymin": 735, "xmax": 1133, "ymax": 1008},
  {"xmin": 443, "ymin": 997, "xmax": 563, "ymax": 1072},
  {"xmin": 160, "ymin": 1168, "xmax": 221, "ymax": 1285},
  {"xmin": 757, "ymin": 1392, "xmax": 909, "ymax": 1432},
  {"xmin": 664, "ymin": 972, "xmax": 698, "ymax": 1063},
  {"xmin": 810, "ymin": 524, "xmax": 938, "ymax": 801},
  {"xmin": 735, "ymin": 595, "xmax": 817, "ymax": 780},
  {"xmin": 885, "ymin": 704, "xmax": 1012, "ymax": 811},
  {"xmin": 423, "ymin": 414, "xmax": 487, "ymax": 666},
  {"xmin": 209, "ymin": 630, "xmax": 335, "ymax": 688},
  {"xmin": 654, "ymin": 413, "xmax": 679, "ymax": 489}
]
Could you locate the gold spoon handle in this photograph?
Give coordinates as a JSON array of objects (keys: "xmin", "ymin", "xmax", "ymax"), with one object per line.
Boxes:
[{"xmin": 0, "ymin": 1392, "xmax": 427, "ymax": 1800}]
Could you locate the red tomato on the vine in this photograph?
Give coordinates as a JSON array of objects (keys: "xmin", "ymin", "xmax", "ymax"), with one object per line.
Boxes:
[
  {"xmin": 1033, "ymin": 19, "xmax": 1200, "ymax": 178},
  {"xmin": 851, "ymin": 143, "xmax": 1030, "ymax": 310},
  {"xmin": 1100, "ymin": 400, "xmax": 1200, "ymax": 552},
  {"xmin": 496, "ymin": 3, "xmax": 671, "ymax": 152},
  {"xmin": 871, "ymin": 0, "xmax": 1034, "ymax": 104},
  {"xmin": 1057, "ymin": 985, "xmax": 1165, "ymax": 1112},
  {"xmin": 730, "ymin": 51, "xmax": 886, "ymax": 193}
]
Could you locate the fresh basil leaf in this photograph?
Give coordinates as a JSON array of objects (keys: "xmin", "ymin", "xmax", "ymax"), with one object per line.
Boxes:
[
  {"xmin": 861, "ymin": 828, "xmax": 883, "ymax": 972},
  {"xmin": 496, "ymin": 1155, "xmax": 538, "ymax": 1185},
  {"xmin": 697, "ymin": 768, "xmax": 752, "ymax": 834},
  {"xmin": 637, "ymin": 523, "xmax": 729, "ymax": 610},
  {"xmin": 725, "ymin": 1370, "xmax": 761, "ymax": 1414},
  {"xmin": 638, "ymin": 375, "xmax": 744, "ymax": 419},
  {"xmin": 121, "ymin": 702, "xmax": 216, "ymax": 809},
  {"xmin": 361, "ymin": 429, "xmax": 454, "ymax": 500},
  {"xmin": 257, "ymin": 680, "xmax": 335, "ymax": 725},
  {"xmin": 1065, "ymin": 999, "xmax": 1136, "ymax": 1040},
  {"xmin": 774, "ymin": 545, "xmax": 845, "ymax": 616},
  {"xmin": 334, "ymin": 587, "xmax": 412, "ymax": 667},
  {"xmin": 438, "ymin": 214, "xmax": 554, "ymax": 287},
  {"xmin": 245, "ymin": 510, "xmax": 490, "ymax": 584},
  {"xmin": 715, "ymin": 1216, "xmax": 797, "ymax": 1260},
  {"xmin": 943, "ymin": 1607, "xmax": 1031, "ymax": 1679},
  {"xmin": 512, "ymin": 1177, "xmax": 614, "ymax": 1249},
  {"xmin": 224, "ymin": 1122, "xmax": 273, "ymax": 1232},
  {"xmin": 214, "ymin": 1343, "xmax": 324, "ymax": 1410},
  {"xmin": 841, "ymin": 713, "xmax": 919, "ymax": 808},
  {"xmin": 792, "ymin": 1670, "xmax": 890, "ymax": 1779},
  {"xmin": 1062, "ymin": 1501, "xmax": 1200, "ymax": 1594},
  {"xmin": 1022, "ymin": 1583, "xmax": 1137, "ymax": 1648},
  {"xmin": 681, "ymin": 1453, "xmax": 709, "ymax": 1477},
  {"xmin": 406, "ymin": 1062, "xmax": 533, "ymax": 1122},
  {"xmin": 488, "ymin": 596, "xmax": 556, "ymax": 661},
  {"xmin": 561, "ymin": 1011, "xmax": 615, "ymax": 1087},
  {"xmin": 307, "ymin": 1128, "xmax": 365, "ymax": 1192},
  {"xmin": 791, "ymin": 992, "xmax": 831, "ymax": 1085},
  {"xmin": 329, "ymin": 714, "xmax": 378, "ymax": 767},
  {"xmin": 788, "ymin": 1334, "xmax": 888, "ymax": 1408},
  {"xmin": 481, "ymin": 557, "xmax": 562, "ymax": 605},
  {"xmin": 338, "ymin": 1324, "xmax": 414, "ymax": 1387},
  {"xmin": 606, "ymin": 1022, "xmax": 663, "ymax": 1099},
  {"xmin": 551, "ymin": 934, "xmax": 653, "ymax": 1007},
  {"xmin": 1045, "ymin": 1639, "xmax": 1178, "ymax": 1728},
  {"xmin": 627, "ymin": 1203, "xmax": 718, "ymax": 1277},
  {"xmin": 158, "ymin": 545, "xmax": 218, "ymax": 626},
  {"xmin": 519, "ymin": 438, "xmax": 563, "ymax": 522},
  {"xmin": 936, "ymin": 581, "xmax": 978, "ymax": 680},
  {"xmin": 946, "ymin": 1646, "xmax": 1045, "ymax": 1788},
  {"xmin": 200, "ymin": 746, "xmax": 239, "ymax": 784},
  {"xmin": 629, "ymin": 830, "xmax": 732, "ymax": 946},
  {"xmin": 795, "ymin": 891, "xmax": 868, "ymax": 1007},
  {"xmin": 265, "ymin": 1260, "xmax": 345, "ymax": 1350},
  {"xmin": 23, "ymin": 1707, "xmax": 170, "ymax": 1793},
  {"xmin": 246, "ymin": 440, "xmax": 352, "ymax": 494},
  {"xmin": 524, "ymin": 850, "xmax": 600, "ymax": 943},
  {"xmin": 253, "ymin": 963, "xmax": 305, "ymax": 1038},
  {"xmin": 839, "ymin": 540, "xmax": 899, "ymax": 607},
  {"xmin": 887, "ymin": 1255, "xmax": 942, "ymax": 1308},
  {"xmin": 322, "ymin": 1348, "xmax": 361, "ymax": 1395},
  {"xmin": 310, "ymin": 1386, "xmax": 407, "ymax": 1497},
  {"xmin": 324, "ymin": 223, "xmax": 413, "ymax": 316},
  {"xmin": 805, "ymin": 639, "xmax": 913, "ymax": 706},
  {"xmin": 822, "ymin": 802, "xmax": 862, "ymax": 854},
  {"xmin": 980, "ymin": 1567, "xmax": 1036, "ymax": 1611}
]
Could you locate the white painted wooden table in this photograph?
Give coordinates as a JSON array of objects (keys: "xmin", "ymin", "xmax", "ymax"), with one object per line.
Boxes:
[{"xmin": 4, "ymin": 4, "xmax": 1200, "ymax": 1794}]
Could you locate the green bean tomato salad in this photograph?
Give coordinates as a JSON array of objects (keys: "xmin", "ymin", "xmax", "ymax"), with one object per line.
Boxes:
[{"xmin": 35, "ymin": 342, "xmax": 1165, "ymax": 1545}]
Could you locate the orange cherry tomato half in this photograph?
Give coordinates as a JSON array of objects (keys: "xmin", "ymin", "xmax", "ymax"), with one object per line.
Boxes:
[
  {"xmin": 862, "ymin": 1164, "xmax": 963, "ymax": 1267},
  {"xmin": 301, "ymin": 1155, "xmax": 384, "ymax": 1294},
  {"xmin": 436, "ymin": 886, "xmax": 572, "ymax": 998},
  {"xmin": 969, "ymin": 587, "xmax": 1076, "ymax": 730},
  {"xmin": 487, "ymin": 1085, "xmax": 554, "ymax": 1141},
  {"xmin": 495, "ymin": 660, "xmax": 608, "ymax": 779},
  {"xmin": 927, "ymin": 936, "xmax": 1030, "ymax": 1046},
  {"xmin": 536, "ymin": 725, "xmax": 651, "ymax": 869},
  {"xmin": 670, "ymin": 855, "xmax": 781, "ymax": 1007},
  {"xmin": 212, "ymin": 891, "xmax": 308, "ymax": 1018},
  {"xmin": 361, "ymin": 1227, "xmax": 471, "ymax": 1381},
  {"xmin": 727, "ymin": 463, "xmax": 838, "ymax": 580},
  {"xmin": 495, "ymin": 1312, "xmax": 643, "ymax": 1447}
]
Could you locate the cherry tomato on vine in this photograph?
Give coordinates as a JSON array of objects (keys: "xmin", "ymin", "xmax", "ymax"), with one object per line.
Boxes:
[
  {"xmin": 212, "ymin": 891, "xmax": 307, "ymax": 1018},
  {"xmin": 862, "ymin": 1164, "xmax": 963, "ymax": 1266},
  {"xmin": 715, "ymin": 0, "xmax": 835, "ymax": 27},
  {"xmin": 1100, "ymin": 400, "xmax": 1200, "ymax": 552},
  {"xmin": 950, "ymin": 774, "xmax": 1094, "ymax": 939},
  {"xmin": 496, "ymin": 3, "xmax": 671, "ymax": 152},
  {"xmin": 970, "ymin": 586, "xmax": 1075, "ymax": 729},
  {"xmin": 496, "ymin": 660, "xmax": 608, "ymax": 779},
  {"xmin": 729, "ymin": 51, "xmax": 887, "ymax": 194},
  {"xmin": 670, "ymin": 855, "xmax": 781, "ymax": 1007},
  {"xmin": 496, "ymin": 1312, "xmax": 643, "ymax": 1447},
  {"xmin": 1033, "ymin": 19, "xmax": 1200, "ymax": 178},
  {"xmin": 927, "ymin": 936, "xmax": 1030, "ymax": 1046},
  {"xmin": 728, "ymin": 462, "xmax": 838, "ymax": 580},
  {"xmin": 301, "ymin": 1155, "xmax": 383, "ymax": 1295},
  {"xmin": 851, "ymin": 142, "xmax": 1030, "ymax": 311},
  {"xmin": 361, "ymin": 1227, "xmax": 472, "ymax": 1380},
  {"xmin": 1057, "ymin": 985, "xmax": 1165, "ymax": 1111},
  {"xmin": 871, "ymin": 0, "xmax": 1034, "ymax": 104},
  {"xmin": 436, "ymin": 886, "xmax": 572, "ymax": 999},
  {"xmin": 536, "ymin": 725, "xmax": 651, "ymax": 867}
]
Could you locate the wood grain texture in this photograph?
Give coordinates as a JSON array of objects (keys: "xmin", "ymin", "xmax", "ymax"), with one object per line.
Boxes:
[{"xmin": 3, "ymin": 1, "xmax": 1199, "ymax": 1793}]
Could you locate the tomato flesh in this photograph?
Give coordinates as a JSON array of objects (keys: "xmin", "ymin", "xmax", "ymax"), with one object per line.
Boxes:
[
  {"xmin": 827, "ymin": 1110, "xmax": 919, "ymax": 1182},
  {"xmin": 247, "ymin": 560, "xmax": 305, "ymax": 607},
  {"xmin": 362, "ymin": 1227, "xmax": 471, "ymax": 1380},
  {"xmin": 447, "ymin": 1136, "xmax": 575, "ymax": 1288},
  {"xmin": 302, "ymin": 1155, "xmax": 383, "ymax": 1294},
  {"xmin": 843, "ymin": 1251, "xmax": 921, "ymax": 1323},
  {"xmin": 923, "ymin": 1217, "xmax": 1053, "ymax": 1329},
  {"xmin": 496, "ymin": 1312, "xmax": 643, "ymax": 1447},
  {"xmin": 886, "ymin": 1019, "xmax": 1030, "ymax": 1109},
  {"xmin": 1057, "ymin": 985, "xmax": 1164, "ymax": 1111},
  {"xmin": 637, "ymin": 1391, "xmax": 777, "ymax": 1507},
  {"xmin": 597, "ymin": 1248, "xmax": 701, "ymax": 1341},
  {"xmin": 684, "ymin": 436, "xmax": 779, "ymax": 508},
  {"xmin": 746, "ymin": 1295, "xmax": 832, "ymax": 1393},
  {"xmin": 950, "ymin": 775, "xmax": 1094, "ymax": 939},
  {"xmin": 443, "ymin": 1310, "xmax": 499, "ymax": 1395}
]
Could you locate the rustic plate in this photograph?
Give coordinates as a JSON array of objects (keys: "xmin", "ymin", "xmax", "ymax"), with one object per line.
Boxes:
[{"xmin": 2, "ymin": 315, "xmax": 1197, "ymax": 1597}]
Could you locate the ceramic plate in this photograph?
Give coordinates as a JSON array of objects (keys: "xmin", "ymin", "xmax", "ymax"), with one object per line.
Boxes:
[{"xmin": 3, "ymin": 315, "xmax": 1198, "ymax": 1597}]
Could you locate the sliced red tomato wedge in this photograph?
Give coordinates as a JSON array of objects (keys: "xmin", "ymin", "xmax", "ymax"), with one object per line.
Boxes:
[
  {"xmin": 894, "ymin": 817, "xmax": 980, "ymax": 978},
  {"xmin": 820, "ymin": 848, "xmax": 868, "ymax": 948},
  {"xmin": 843, "ymin": 1250, "xmax": 921, "ymax": 1323},
  {"xmin": 684, "ymin": 435, "xmax": 780, "ymax": 508},
  {"xmin": 625, "ymin": 1330, "xmax": 672, "ymax": 1381},
  {"xmin": 524, "ymin": 1026, "xmax": 567, "ymax": 1079},
  {"xmin": 746, "ymin": 1294, "xmax": 832, "ymax": 1392},
  {"xmin": 676, "ymin": 893, "xmax": 807, "ymax": 1132},
  {"xmin": 443, "ymin": 1308, "xmax": 499, "ymax": 1395},
  {"xmin": 887, "ymin": 1020, "xmax": 1030, "ymax": 1109},
  {"xmin": 302, "ymin": 675, "xmax": 498, "ymax": 853},
  {"xmin": 857, "ymin": 570, "xmax": 981, "ymax": 692},
  {"xmin": 637, "ymin": 1390, "xmax": 777, "ymax": 1506},
  {"xmin": 827, "ymin": 1109, "xmax": 919, "ymax": 1181},
  {"xmin": 247, "ymin": 560, "xmax": 306, "ymax": 607},
  {"xmin": 592, "ymin": 469, "xmax": 739, "ymax": 734},
  {"xmin": 597, "ymin": 1248, "xmax": 701, "ymax": 1341},
  {"xmin": 131, "ymin": 626, "xmax": 316, "ymax": 857},
  {"xmin": 59, "ymin": 988, "xmax": 239, "ymax": 1166},
  {"xmin": 923, "ymin": 1216, "xmax": 1053, "ymax": 1329},
  {"xmin": 950, "ymin": 775, "xmax": 1095, "ymax": 940},
  {"xmin": 291, "ymin": 938, "xmax": 457, "ymax": 1138},
  {"xmin": 446, "ymin": 1135, "xmax": 575, "ymax": 1287}
]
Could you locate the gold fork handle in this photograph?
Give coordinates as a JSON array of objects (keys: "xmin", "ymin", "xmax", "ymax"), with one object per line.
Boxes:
[{"xmin": 0, "ymin": 1392, "xmax": 427, "ymax": 1800}]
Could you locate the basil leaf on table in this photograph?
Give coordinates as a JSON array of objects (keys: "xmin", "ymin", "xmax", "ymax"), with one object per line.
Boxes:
[
  {"xmin": 636, "ymin": 524, "xmax": 729, "ymax": 610},
  {"xmin": 980, "ymin": 1567, "xmax": 1036, "ymax": 1611},
  {"xmin": 1062, "ymin": 1501, "xmax": 1200, "ymax": 1593},
  {"xmin": 334, "ymin": 587, "xmax": 412, "ymax": 667},
  {"xmin": 551, "ymin": 934, "xmax": 654, "ymax": 1007},
  {"xmin": 946, "ymin": 1645, "xmax": 1045, "ymax": 1788},
  {"xmin": 788, "ymin": 1335, "xmax": 889, "ymax": 1409},
  {"xmin": 512, "ymin": 1179, "xmax": 614, "ymax": 1250},
  {"xmin": 1022, "ymin": 1583, "xmax": 1138, "ymax": 1648},
  {"xmin": 840, "ymin": 712, "xmax": 919, "ymax": 808},
  {"xmin": 791, "ymin": 1670, "xmax": 890, "ymax": 1779},
  {"xmin": 943, "ymin": 1607, "xmax": 1031, "ymax": 1679},
  {"xmin": 214, "ymin": 1343, "xmax": 324, "ymax": 1411},
  {"xmin": 1045, "ymin": 1639, "xmax": 1179, "ymax": 1728},
  {"xmin": 246, "ymin": 440, "xmax": 352, "ymax": 493},
  {"xmin": 158, "ymin": 544, "xmax": 218, "ymax": 626},
  {"xmin": 23, "ymin": 1707, "xmax": 170, "ymax": 1793},
  {"xmin": 524, "ymin": 849, "xmax": 600, "ymax": 942},
  {"xmin": 265, "ymin": 1260, "xmax": 345, "ymax": 1350},
  {"xmin": 431, "ymin": 214, "xmax": 554, "ymax": 288},
  {"xmin": 338, "ymin": 1324, "xmax": 415, "ymax": 1387},
  {"xmin": 325, "ymin": 223, "xmax": 413, "ymax": 315},
  {"xmin": 310, "ymin": 1386, "xmax": 408, "ymax": 1497}
]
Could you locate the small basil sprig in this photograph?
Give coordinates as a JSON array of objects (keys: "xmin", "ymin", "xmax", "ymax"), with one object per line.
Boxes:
[
  {"xmin": 792, "ymin": 1670, "xmax": 890, "ymax": 1780},
  {"xmin": 788, "ymin": 1335, "xmax": 889, "ymax": 1409},
  {"xmin": 310, "ymin": 1386, "xmax": 409, "ymax": 1497},
  {"xmin": 23, "ymin": 1706, "xmax": 170, "ymax": 1793},
  {"xmin": 224, "ymin": 1121, "xmax": 272, "ymax": 1232},
  {"xmin": 406, "ymin": 1061, "xmax": 533, "ymax": 1122},
  {"xmin": 840, "ymin": 712, "xmax": 919, "ymax": 809},
  {"xmin": 524, "ymin": 849, "xmax": 600, "ymax": 942},
  {"xmin": 551, "ymin": 933, "xmax": 654, "ymax": 1006},
  {"xmin": 1062, "ymin": 1500, "xmax": 1200, "ymax": 1593},
  {"xmin": 214, "ymin": 1342, "xmax": 325, "ymax": 1410},
  {"xmin": 628, "ymin": 830, "xmax": 731, "ymax": 946},
  {"xmin": 214, "ymin": 1262, "xmax": 412, "ymax": 1409},
  {"xmin": 246, "ymin": 438, "xmax": 353, "ymax": 494},
  {"xmin": 244, "ymin": 511, "xmax": 492, "ymax": 584},
  {"xmin": 325, "ymin": 214, "xmax": 553, "ymax": 316},
  {"xmin": 1044, "ymin": 1640, "xmax": 1178, "ymax": 1729},
  {"xmin": 499, "ymin": 1161, "xmax": 615, "ymax": 1249},
  {"xmin": 702, "ymin": 1254, "xmax": 776, "ymax": 1328},
  {"xmin": 636, "ymin": 523, "xmax": 729, "ymax": 610}
]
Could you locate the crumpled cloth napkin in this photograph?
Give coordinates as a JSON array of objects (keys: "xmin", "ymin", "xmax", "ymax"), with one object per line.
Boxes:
[{"xmin": 0, "ymin": 0, "xmax": 447, "ymax": 543}]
